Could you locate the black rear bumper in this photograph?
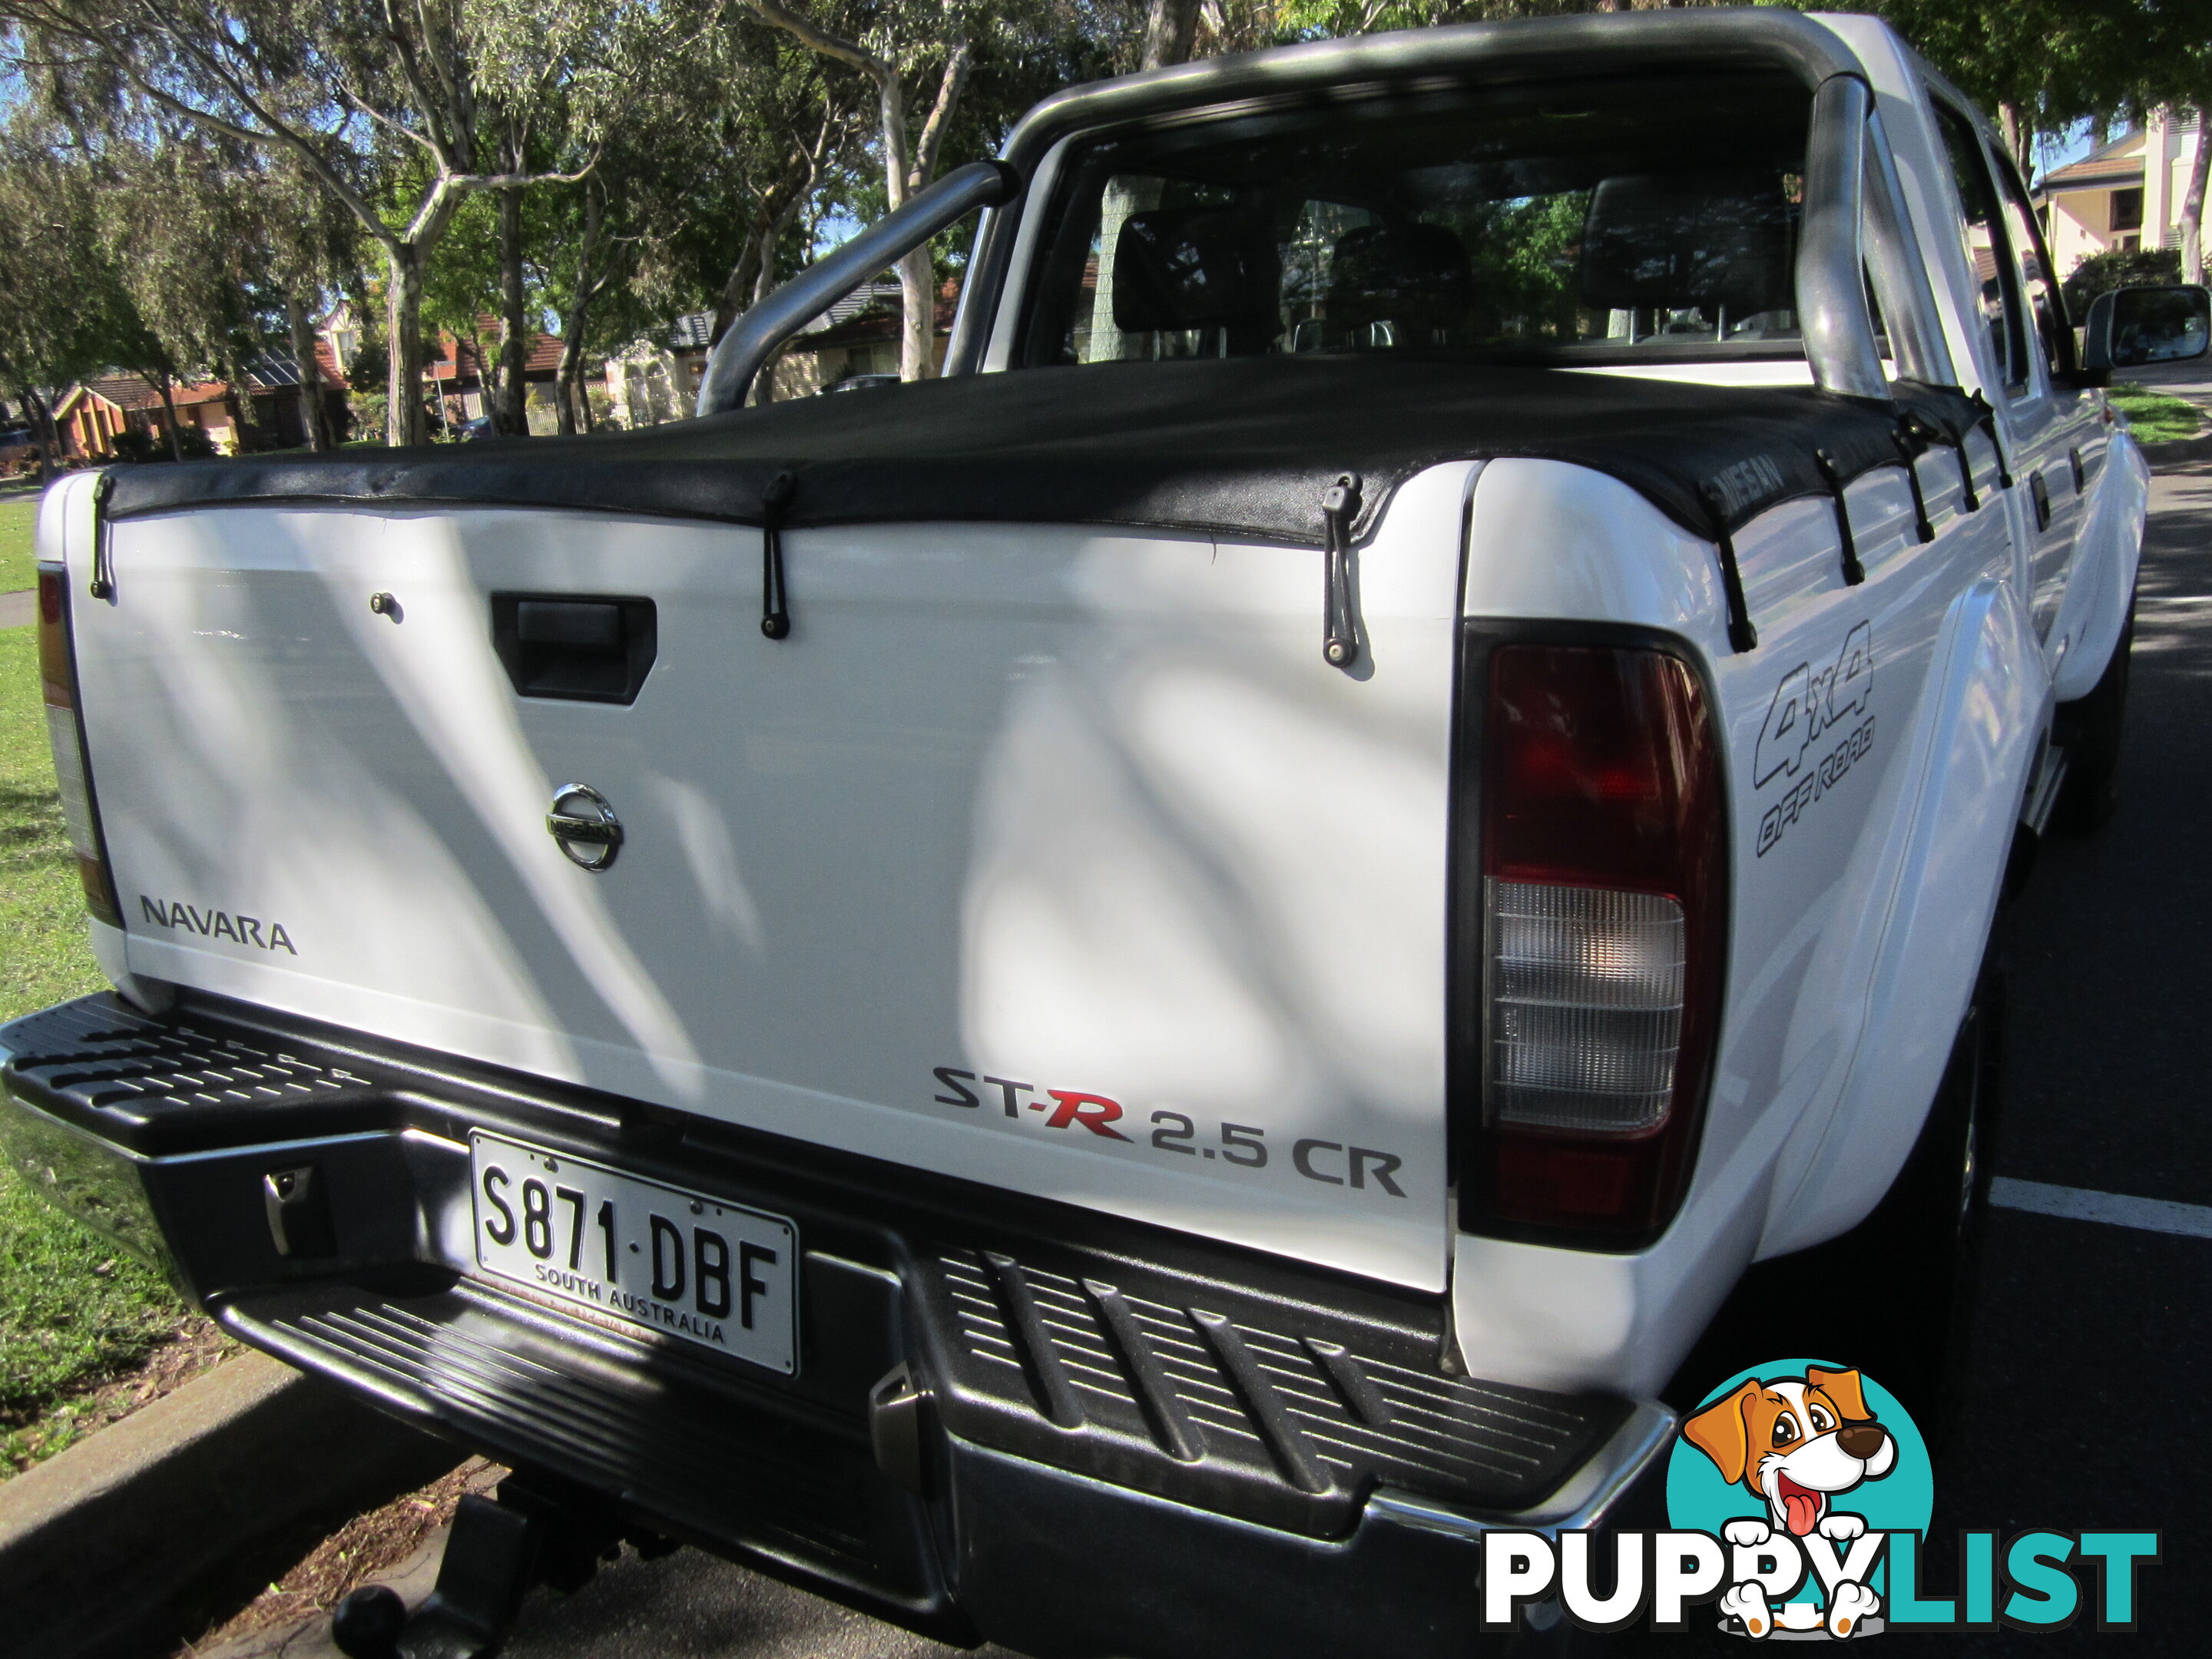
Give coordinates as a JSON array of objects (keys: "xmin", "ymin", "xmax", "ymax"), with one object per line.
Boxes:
[{"xmin": 0, "ymin": 993, "xmax": 1673, "ymax": 1659}]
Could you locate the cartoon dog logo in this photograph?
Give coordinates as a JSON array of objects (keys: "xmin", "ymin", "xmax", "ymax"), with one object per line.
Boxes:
[{"xmin": 1683, "ymin": 1365, "xmax": 1897, "ymax": 1638}]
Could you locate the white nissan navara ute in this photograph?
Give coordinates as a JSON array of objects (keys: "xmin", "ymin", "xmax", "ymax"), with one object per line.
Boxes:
[{"xmin": 3, "ymin": 11, "xmax": 2147, "ymax": 1656}]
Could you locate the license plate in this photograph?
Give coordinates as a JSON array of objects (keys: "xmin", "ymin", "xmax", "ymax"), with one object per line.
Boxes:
[{"xmin": 469, "ymin": 1131, "xmax": 796, "ymax": 1375}]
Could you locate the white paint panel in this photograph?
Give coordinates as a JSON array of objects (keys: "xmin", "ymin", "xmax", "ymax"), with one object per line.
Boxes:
[
  {"xmin": 1448, "ymin": 440, "xmax": 2015, "ymax": 1392},
  {"xmin": 71, "ymin": 466, "xmax": 1475, "ymax": 1290}
]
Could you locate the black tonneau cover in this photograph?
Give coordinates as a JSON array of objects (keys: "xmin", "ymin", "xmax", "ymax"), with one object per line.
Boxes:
[{"xmin": 104, "ymin": 356, "xmax": 1982, "ymax": 549}]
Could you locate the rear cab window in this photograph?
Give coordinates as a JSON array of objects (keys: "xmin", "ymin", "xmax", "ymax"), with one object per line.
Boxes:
[{"xmin": 1015, "ymin": 71, "xmax": 1816, "ymax": 373}]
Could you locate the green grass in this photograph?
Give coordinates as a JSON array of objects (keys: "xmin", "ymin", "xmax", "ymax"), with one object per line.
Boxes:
[
  {"xmin": 0, "ymin": 497, "xmax": 35, "ymax": 594},
  {"xmin": 2110, "ymin": 382, "xmax": 2205, "ymax": 443},
  {"xmin": 0, "ymin": 624, "xmax": 186, "ymax": 1472},
  {"xmin": 0, "ymin": 628, "xmax": 104, "ymax": 1020}
]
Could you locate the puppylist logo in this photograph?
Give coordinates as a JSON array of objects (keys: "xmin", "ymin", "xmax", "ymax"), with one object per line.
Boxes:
[{"xmin": 1478, "ymin": 1359, "xmax": 2160, "ymax": 1638}]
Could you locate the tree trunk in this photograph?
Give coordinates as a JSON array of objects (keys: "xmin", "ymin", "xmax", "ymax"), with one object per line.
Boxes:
[
  {"xmin": 497, "ymin": 186, "xmax": 531, "ymax": 436},
  {"xmin": 148, "ymin": 373, "xmax": 183, "ymax": 460},
  {"xmin": 555, "ymin": 336, "xmax": 586, "ymax": 436},
  {"xmin": 1141, "ymin": 0, "xmax": 1200, "ymax": 70},
  {"xmin": 744, "ymin": 6, "xmax": 957, "ymax": 380},
  {"xmin": 897, "ymin": 247, "xmax": 935, "ymax": 382},
  {"xmin": 730, "ymin": 190, "xmax": 813, "ymax": 398},
  {"xmin": 714, "ymin": 194, "xmax": 780, "ymax": 345},
  {"xmin": 555, "ymin": 183, "xmax": 604, "ymax": 438},
  {"xmin": 2184, "ymin": 106, "xmax": 2212, "ymax": 286},
  {"xmin": 386, "ymin": 247, "xmax": 429, "ymax": 447},
  {"xmin": 1997, "ymin": 103, "xmax": 2035, "ymax": 177},
  {"xmin": 286, "ymin": 293, "xmax": 333, "ymax": 452},
  {"xmin": 15, "ymin": 382, "xmax": 57, "ymax": 482}
]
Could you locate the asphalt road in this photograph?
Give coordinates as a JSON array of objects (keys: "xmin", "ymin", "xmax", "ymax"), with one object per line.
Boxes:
[
  {"xmin": 233, "ymin": 461, "xmax": 2212, "ymax": 1657},
  {"xmin": 1927, "ymin": 454, "xmax": 2212, "ymax": 1649}
]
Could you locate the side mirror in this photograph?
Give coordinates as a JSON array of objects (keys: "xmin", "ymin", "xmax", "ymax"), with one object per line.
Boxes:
[{"xmin": 2085, "ymin": 283, "xmax": 2212, "ymax": 371}]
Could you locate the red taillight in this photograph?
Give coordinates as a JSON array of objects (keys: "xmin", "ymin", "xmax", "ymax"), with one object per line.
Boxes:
[
  {"xmin": 38, "ymin": 569, "xmax": 71, "ymax": 708},
  {"xmin": 1458, "ymin": 642, "xmax": 1726, "ymax": 1245},
  {"xmin": 38, "ymin": 566, "xmax": 123, "ymax": 927}
]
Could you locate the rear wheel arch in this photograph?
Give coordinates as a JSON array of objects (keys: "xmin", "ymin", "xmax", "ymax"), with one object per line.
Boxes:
[{"xmin": 1755, "ymin": 578, "xmax": 2042, "ymax": 1257}]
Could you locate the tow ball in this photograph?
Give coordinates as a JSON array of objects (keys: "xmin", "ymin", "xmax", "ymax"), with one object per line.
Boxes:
[{"xmin": 330, "ymin": 1473, "xmax": 673, "ymax": 1659}]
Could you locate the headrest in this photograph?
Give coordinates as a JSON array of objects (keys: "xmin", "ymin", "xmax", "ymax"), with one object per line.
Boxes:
[
  {"xmin": 1112, "ymin": 208, "xmax": 1267, "ymax": 333},
  {"xmin": 1578, "ymin": 171, "xmax": 1797, "ymax": 316},
  {"xmin": 1327, "ymin": 222, "xmax": 1473, "ymax": 306}
]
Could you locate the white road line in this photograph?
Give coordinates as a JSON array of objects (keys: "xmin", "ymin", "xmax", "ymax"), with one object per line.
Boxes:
[{"xmin": 1989, "ymin": 1176, "xmax": 2212, "ymax": 1240}]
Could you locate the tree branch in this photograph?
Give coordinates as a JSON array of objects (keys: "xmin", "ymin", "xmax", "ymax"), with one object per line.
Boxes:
[
  {"xmin": 338, "ymin": 85, "xmax": 444, "ymax": 159},
  {"xmin": 112, "ymin": 61, "xmax": 400, "ymax": 256},
  {"xmin": 911, "ymin": 34, "xmax": 971, "ymax": 189},
  {"xmin": 746, "ymin": 0, "xmax": 892, "ymax": 84},
  {"xmin": 410, "ymin": 0, "xmax": 470, "ymax": 137},
  {"xmin": 380, "ymin": 0, "xmax": 463, "ymax": 165}
]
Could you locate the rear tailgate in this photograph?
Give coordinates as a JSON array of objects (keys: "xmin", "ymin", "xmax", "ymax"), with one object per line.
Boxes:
[{"xmin": 55, "ymin": 467, "xmax": 1470, "ymax": 1290}]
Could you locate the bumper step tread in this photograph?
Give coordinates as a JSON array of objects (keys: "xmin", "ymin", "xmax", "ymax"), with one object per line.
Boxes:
[
  {"xmin": 3, "ymin": 996, "xmax": 378, "ymax": 1147},
  {"xmin": 922, "ymin": 1247, "xmax": 1628, "ymax": 1534},
  {"xmin": 222, "ymin": 1278, "xmax": 907, "ymax": 1587}
]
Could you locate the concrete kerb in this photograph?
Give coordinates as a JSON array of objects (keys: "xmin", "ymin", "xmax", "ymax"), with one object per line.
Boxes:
[
  {"xmin": 2137, "ymin": 432, "xmax": 2212, "ymax": 468},
  {"xmin": 2124, "ymin": 361, "xmax": 2212, "ymax": 469},
  {"xmin": 0, "ymin": 1349, "xmax": 459, "ymax": 1659}
]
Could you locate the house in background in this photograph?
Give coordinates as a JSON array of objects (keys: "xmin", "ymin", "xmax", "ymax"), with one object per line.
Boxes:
[
  {"xmin": 55, "ymin": 376, "xmax": 227, "ymax": 458},
  {"xmin": 605, "ymin": 281, "xmax": 930, "ymax": 427},
  {"xmin": 240, "ymin": 349, "xmax": 351, "ymax": 444},
  {"xmin": 2040, "ymin": 108, "xmax": 2203, "ymax": 276},
  {"xmin": 759, "ymin": 280, "xmax": 955, "ymax": 401},
  {"xmin": 604, "ymin": 311, "xmax": 717, "ymax": 429},
  {"xmin": 426, "ymin": 324, "xmax": 572, "ymax": 432},
  {"xmin": 55, "ymin": 345, "xmax": 349, "ymax": 460}
]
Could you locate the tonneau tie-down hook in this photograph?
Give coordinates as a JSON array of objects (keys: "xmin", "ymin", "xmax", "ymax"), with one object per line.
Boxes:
[
  {"xmin": 1890, "ymin": 427, "xmax": 1937, "ymax": 545},
  {"xmin": 1904, "ymin": 409, "xmax": 1978, "ymax": 512},
  {"xmin": 1813, "ymin": 448, "xmax": 1866, "ymax": 587},
  {"xmin": 1971, "ymin": 391, "xmax": 2016, "ymax": 490},
  {"xmin": 760, "ymin": 469, "xmax": 796, "ymax": 640},
  {"xmin": 1320, "ymin": 473, "xmax": 1361, "ymax": 669},
  {"xmin": 89, "ymin": 471, "xmax": 118, "ymax": 601},
  {"xmin": 1697, "ymin": 482, "xmax": 1759, "ymax": 654}
]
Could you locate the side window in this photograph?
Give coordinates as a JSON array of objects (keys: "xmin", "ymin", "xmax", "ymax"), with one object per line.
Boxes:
[
  {"xmin": 1932, "ymin": 101, "xmax": 2028, "ymax": 392},
  {"xmin": 1992, "ymin": 151, "xmax": 2074, "ymax": 379}
]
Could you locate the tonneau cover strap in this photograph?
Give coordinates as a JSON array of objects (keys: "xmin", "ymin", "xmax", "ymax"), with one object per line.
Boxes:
[
  {"xmin": 1320, "ymin": 474, "xmax": 1362, "ymax": 670},
  {"xmin": 1891, "ymin": 427, "xmax": 1937, "ymax": 544},
  {"xmin": 1971, "ymin": 391, "xmax": 2015, "ymax": 490},
  {"xmin": 1813, "ymin": 448, "xmax": 1866, "ymax": 586},
  {"xmin": 1699, "ymin": 482, "xmax": 1759, "ymax": 654},
  {"xmin": 760, "ymin": 470, "xmax": 795, "ymax": 641}
]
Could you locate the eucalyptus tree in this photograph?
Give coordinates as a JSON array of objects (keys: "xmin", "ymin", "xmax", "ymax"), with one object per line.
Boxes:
[
  {"xmin": 260, "ymin": 154, "xmax": 359, "ymax": 449},
  {"xmin": 747, "ymin": 0, "xmax": 983, "ymax": 380},
  {"xmin": 1873, "ymin": 0, "xmax": 2212, "ymax": 280},
  {"xmin": 0, "ymin": 118, "xmax": 129, "ymax": 472},
  {"xmin": 98, "ymin": 127, "xmax": 263, "ymax": 432},
  {"xmin": 0, "ymin": 0, "xmax": 628, "ymax": 443},
  {"xmin": 463, "ymin": 0, "xmax": 690, "ymax": 433}
]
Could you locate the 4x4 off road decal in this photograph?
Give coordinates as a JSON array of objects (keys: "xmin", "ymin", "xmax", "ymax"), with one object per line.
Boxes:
[
  {"xmin": 928, "ymin": 1066, "xmax": 1406, "ymax": 1197},
  {"xmin": 1755, "ymin": 621, "xmax": 1876, "ymax": 858}
]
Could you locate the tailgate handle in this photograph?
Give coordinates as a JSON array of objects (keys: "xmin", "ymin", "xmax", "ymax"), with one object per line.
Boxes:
[{"xmin": 491, "ymin": 594, "xmax": 657, "ymax": 704}]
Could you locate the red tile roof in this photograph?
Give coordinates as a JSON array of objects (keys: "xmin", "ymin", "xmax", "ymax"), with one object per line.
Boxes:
[
  {"xmin": 2041, "ymin": 161, "xmax": 2144, "ymax": 190},
  {"xmin": 2041, "ymin": 131, "xmax": 2145, "ymax": 192},
  {"xmin": 73, "ymin": 375, "xmax": 231, "ymax": 413},
  {"xmin": 469, "ymin": 317, "xmax": 567, "ymax": 376}
]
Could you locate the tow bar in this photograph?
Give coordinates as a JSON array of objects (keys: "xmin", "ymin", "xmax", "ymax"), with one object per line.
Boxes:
[{"xmin": 330, "ymin": 1473, "xmax": 673, "ymax": 1659}]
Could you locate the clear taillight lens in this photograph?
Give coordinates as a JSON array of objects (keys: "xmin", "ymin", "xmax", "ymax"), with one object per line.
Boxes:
[
  {"xmin": 1487, "ymin": 881, "xmax": 1685, "ymax": 1133},
  {"xmin": 1459, "ymin": 642, "xmax": 1726, "ymax": 1245},
  {"xmin": 38, "ymin": 566, "xmax": 122, "ymax": 927}
]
